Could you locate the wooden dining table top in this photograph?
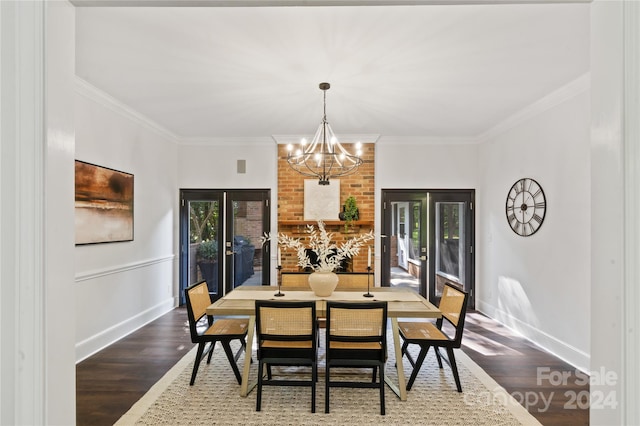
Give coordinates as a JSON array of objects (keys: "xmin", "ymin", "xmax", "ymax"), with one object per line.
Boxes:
[{"xmin": 207, "ymin": 285, "xmax": 441, "ymax": 319}]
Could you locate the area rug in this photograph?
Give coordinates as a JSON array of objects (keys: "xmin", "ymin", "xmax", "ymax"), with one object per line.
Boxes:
[{"xmin": 116, "ymin": 332, "xmax": 541, "ymax": 425}]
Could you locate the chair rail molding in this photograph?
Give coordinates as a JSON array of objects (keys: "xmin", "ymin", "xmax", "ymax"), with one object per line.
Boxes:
[{"xmin": 75, "ymin": 254, "xmax": 176, "ymax": 282}]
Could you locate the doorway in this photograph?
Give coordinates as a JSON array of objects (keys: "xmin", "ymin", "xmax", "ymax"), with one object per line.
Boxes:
[
  {"xmin": 381, "ymin": 189, "xmax": 474, "ymax": 308},
  {"xmin": 179, "ymin": 189, "xmax": 270, "ymax": 304}
]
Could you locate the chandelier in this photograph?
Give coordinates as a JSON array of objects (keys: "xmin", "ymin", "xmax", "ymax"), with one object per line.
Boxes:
[{"xmin": 286, "ymin": 82, "xmax": 363, "ymax": 185}]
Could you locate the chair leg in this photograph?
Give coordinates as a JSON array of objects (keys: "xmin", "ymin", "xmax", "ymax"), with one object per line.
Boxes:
[
  {"xmin": 446, "ymin": 347, "xmax": 462, "ymax": 392},
  {"xmin": 206, "ymin": 341, "xmax": 216, "ymax": 364},
  {"xmin": 311, "ymin": 361, "xmax": 317, "ymax": 413},
  {"xmin": 434, "ymin": 346, "xmax": 444, "ymax": 368},
  {"xmin": 190, "ymin": 343, "xmax": 206, "ymax": 386},
  {"xmin": 372, "ymin": 366, "xmax": 377, "ymax": 383},
  {"xmin": 403, "ymin": 341, "xmax": 417, "ymax": 368},
  {"xmin": 379, "ymin": 363, "xmax": 386, "ymax": 416},
  {"xmin": 233, "ymin": 338, "xmax": 245, "ymax": 362},
  {"xmin": 256, "ymin": 361, "xmax": 264, "ymax": 411},
  {"xmin": 221, "ymin": 341, "xmax": 243, "ymax": 385},
  {"xmin": 325, "ymin": 364, "xmax": 330, "ymax": 413},
  {"xmin": 406, "ymin": 346, "xmax": 430, "ymax": 391},
  {"xmin": 401, "ymin": 339, "xmax": 409, "ymax": 357}
]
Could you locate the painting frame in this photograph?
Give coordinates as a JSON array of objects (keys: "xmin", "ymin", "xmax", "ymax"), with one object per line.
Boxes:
[{"xmin": 75, "ymin": 160, "xmax": 134, "ymax": 245}]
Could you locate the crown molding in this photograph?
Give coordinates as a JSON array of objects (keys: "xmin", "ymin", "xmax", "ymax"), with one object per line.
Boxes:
[
  {"xmin": 272, "ymin": 134, "xmax": 380, "ymax": 145},
  {"xmin": 477, "ymin": 72, "xmax": 590, "ymax": 144},
  {"xmin": 75, "ymin": 77, "xmax": 181, "ymax": 144},
  {"xmin": 376, "ymin": 135, "xmax": 479, "ymax": 145},
  {"xmin": 70, "ymin": 0, "xmax": 592, "ymax": 7},
  {"xmin": 178, "ymin": 136, "xmax": 275, "ymax": 146}
]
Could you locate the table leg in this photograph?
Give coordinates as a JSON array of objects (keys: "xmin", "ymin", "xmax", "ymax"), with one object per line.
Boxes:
[
  {"xmin": 386, "ymin": 317, "xmax": 407, "ymax": 401},
  {"xmin": 240, "ymin": 315, "xmax": 256, "ymax": 397}
]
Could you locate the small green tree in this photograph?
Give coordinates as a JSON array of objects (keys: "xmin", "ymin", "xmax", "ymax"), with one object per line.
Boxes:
[{"xmin": 343, "ymin": 196, "xmax": 359, "ymax": 232}]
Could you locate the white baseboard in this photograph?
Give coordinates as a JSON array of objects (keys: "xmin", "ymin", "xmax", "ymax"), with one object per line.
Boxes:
[
  {"xmin": 75, "ymin": 297, "xmax": 177, "ymax": 363},
  {"xmin": 476, "ymin": 299, "xmax": 589, "ymax": 373}
]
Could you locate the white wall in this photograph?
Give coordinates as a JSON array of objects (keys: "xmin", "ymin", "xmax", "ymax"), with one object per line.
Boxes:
[
  {"xmin": 375, "ymin": 142, "xmax": 479, "ymax": 190},
  {"xmin": 476, "ymin": 86, "xmax": 590, "ymax": 370},
  {"xmin": 178, "ymin": 143, "xmax": 278, "ymax": 190},
  {"xmin": 74, "ymin": 82, "xmax": 179, "ymax": 361}
]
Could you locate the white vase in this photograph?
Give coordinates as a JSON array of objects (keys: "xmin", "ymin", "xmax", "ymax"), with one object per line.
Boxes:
[{"xmin": 308, "ymin": 271, "xmax": 339, "ymax": 297}]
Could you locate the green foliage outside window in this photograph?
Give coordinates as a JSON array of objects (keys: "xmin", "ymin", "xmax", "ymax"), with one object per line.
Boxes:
[
  {"xmin": 190, "ymin": 201, "xmax": 218, "ymax": 243},
  {"xmin": 196, "ymin": 239, "xmax": 218, "ymax": 261}
]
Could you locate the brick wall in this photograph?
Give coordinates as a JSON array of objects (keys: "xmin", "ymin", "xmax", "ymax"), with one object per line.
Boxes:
[{"xmin": 277, "ymin": 143, "xmax": 375, "ymax": 272}]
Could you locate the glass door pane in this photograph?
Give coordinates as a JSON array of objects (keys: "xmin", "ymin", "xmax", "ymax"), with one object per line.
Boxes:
[
  {"xmin": 180, "ymin": 191, "xmax": 223, "ymax": 304},
  {"xmin": 435, "ymin": 202, "xmax": 465, "ymax": 297},
  {"xmin": 381, "ymin": 192, "xmax": 428, "ymax": 297},
  {"xmin": 429, "ymin": 191, "xmax": 474, "ymax": 307},
  {"xmin": 225, "ymin": 191, "xmax": 270, "ymax": 293}
]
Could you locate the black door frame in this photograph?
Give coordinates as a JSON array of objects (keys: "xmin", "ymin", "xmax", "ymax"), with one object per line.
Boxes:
[
  {"xmin": 380, "ymin": 189, "xmax": 475, "ymax": 308},
  {"xmin": 179, "ymin": 189, "xmax": 270, "ymax": 305}
]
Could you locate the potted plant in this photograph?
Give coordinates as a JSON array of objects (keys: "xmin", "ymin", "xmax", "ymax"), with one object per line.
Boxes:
[
  {"xmin": 197, "ymin": 240, "xmax": 219, "ymax": 293},
  {"xmin": 339, "ymin": 195, "xmax": 359, "ymax": 232}
]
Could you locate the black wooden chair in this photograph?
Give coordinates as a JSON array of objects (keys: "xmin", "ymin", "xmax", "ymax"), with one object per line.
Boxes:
[
  {"xmin": 255, "ymin": 300, "xmax": 317, "ymax": 413},
  {"xmin": 184, "ymin": 281, "xmax": 249, "ymax": 386},
  {"xmin": 398, "ymin": 283, "xmax": 469, "ymax": 392},
  {"xmin": 325, "ymin": 301, "xmax": 388, "ymax": 415}
]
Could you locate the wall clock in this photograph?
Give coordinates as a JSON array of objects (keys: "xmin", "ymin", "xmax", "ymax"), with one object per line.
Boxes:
[{"xmin": 505, "ymin": 178, "xmax": 546, "ymax": 237}]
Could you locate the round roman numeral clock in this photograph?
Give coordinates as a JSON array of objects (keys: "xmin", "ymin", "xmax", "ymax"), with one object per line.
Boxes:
[{"xmin": 505, "ymin": 178, "xmax": 547, "ymax": 237}]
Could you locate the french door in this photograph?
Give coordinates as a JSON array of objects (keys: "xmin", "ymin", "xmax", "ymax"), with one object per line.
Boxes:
[
  {"xmin": 179, "ymin": 189, "xmax": 270, "ymax": 304},
  {"xmin": 381, "ymin": 189, "xmax": 474, "ymax": 308}
]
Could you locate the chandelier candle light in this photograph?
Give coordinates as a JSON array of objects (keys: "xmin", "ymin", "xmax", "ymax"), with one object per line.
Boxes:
[
  {"xmin": 286, "ymin": 82, "xmax": 363, "ymax": 186},
  {"xmin": 261, "ymin": 220, "xmax": 374, "ymax": 297}
]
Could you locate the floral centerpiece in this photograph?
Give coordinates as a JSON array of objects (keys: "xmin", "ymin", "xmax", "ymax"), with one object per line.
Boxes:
[{"xmin": 262, "ymin": 220, "xmax": 374, "ymax": 296}]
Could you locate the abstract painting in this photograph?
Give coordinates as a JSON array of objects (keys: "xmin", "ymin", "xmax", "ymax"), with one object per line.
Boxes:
[
  {"xmin": 75, "ymin": 160, "xmax": 134, "ymax": 245},
  {"xmin": 304, "ymin": 179, "xmax": 340, "ymax": 221}
]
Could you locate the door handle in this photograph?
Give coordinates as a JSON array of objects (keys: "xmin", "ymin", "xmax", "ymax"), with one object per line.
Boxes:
[
  {"xmin": 226, "ymin": 250, "xmax": 234, "ymax": 256},
  {"xmin": 420, "ymin": 256, "xmax": 427, "ymax": 261}
]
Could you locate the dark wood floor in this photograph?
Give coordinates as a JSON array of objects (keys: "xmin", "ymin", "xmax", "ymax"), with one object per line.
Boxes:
[{"xmin": 76, "ymin": 307, "xmax": 588, "ymax": 426}]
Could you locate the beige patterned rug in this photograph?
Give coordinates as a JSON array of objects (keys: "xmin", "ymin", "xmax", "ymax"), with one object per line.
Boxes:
[{"xmin": 116, "ymin": 331, "xmax": 541, "ymax": 425}]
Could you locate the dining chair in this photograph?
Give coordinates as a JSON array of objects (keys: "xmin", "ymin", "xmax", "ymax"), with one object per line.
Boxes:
[
  {"xmin": 255, "ymin": 300, "xmax": 317, "ymax": 413},
  {"xmin": 184, "ymin": 281, "xmax": 249, "ymax": 386},
  {"xmin": 325, "ymin": 300, "xmax": 388, "ymax": 415},
  {"xmin": 398, "ymin": 283, "xmax": 469, "ymax": 392}
]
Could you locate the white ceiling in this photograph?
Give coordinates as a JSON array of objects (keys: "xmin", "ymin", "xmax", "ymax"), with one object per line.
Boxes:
[{"xmin": 75, "ymin": 2, "xmax": 590, "ymax": 144}]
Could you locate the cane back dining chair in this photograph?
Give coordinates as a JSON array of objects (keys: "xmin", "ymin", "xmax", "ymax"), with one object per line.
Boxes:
[
  {"xmin": 398, "ymin": 283, "xmax": 469, "ymax": 392},
  {"xmin": 255, "ymin": 300, "xmax": 318, "ymax": 413},
  {"xmin": 185, "ymin": 281, "xmax": 249, "ymax": 386},
  {"xmin": 325, "ymin": 301, "xmax": 388, "ymax": 415}
]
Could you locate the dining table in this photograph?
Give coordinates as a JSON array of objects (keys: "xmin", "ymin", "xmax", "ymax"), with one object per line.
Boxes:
[{"xmin": 206, "ymin": 285, "xmax": 441, "ymax": 401}]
